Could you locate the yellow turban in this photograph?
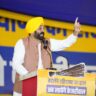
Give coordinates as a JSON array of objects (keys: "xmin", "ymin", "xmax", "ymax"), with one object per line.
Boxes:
[{"xmin": 25, "ymin": 17, "xmax": 44, "ymax": 33}]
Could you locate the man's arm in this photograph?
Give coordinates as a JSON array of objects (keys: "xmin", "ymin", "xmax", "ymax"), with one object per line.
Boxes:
[
  {"xmin": 50, "ymin": 17, "xmax": 80, "ymax": 51},
  {"xmin": 50, "ymin": 34, "xmax": 77, "ymax": 51},
  {"xmin": 12, "ymin": 39, "xmax": 28, "ymax": 76}
]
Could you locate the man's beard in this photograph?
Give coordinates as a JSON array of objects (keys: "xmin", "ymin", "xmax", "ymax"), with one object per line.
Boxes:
[
  {"xmin": 34, "ymin": 31, "xmax": 44, "ymax": 41},
  {"xmin": 34, "ymin": 31, "xmax": 48, "ymax": 49}
]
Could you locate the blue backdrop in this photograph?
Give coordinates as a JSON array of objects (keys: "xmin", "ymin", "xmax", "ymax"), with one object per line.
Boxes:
[{"xmin": 0, "ymin": 0, "xmax": 96, "ymax": 25}]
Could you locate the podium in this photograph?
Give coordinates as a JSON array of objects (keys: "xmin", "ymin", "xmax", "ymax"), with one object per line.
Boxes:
[
  {"xmin": 37, "ymin": 69, "xmax": 96, "ymax": 96},
  {"xmin": 20, "ymin": 69, "xmax": 96, "ymax": 96},
  {"xmin": 20, "ymin": 71, "xmax": 37, "ymax": 96}
]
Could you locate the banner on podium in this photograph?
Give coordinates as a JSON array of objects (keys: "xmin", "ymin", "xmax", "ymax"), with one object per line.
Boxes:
[{"xmin": 37, "ymin": 69, "xmax": 96, "ymax": 96}]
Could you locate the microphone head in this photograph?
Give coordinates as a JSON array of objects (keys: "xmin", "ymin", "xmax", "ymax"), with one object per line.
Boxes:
[{"xmin": 43, "ymin": 39, "xmax": 48, "ymax": 49}]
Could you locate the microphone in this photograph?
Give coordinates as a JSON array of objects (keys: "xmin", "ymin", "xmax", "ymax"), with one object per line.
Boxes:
[
  {"xmin": 42, "ymin": 39, "xmax": 48, "ymax": 49},
  {"xmin": 39, "ymin": 32, "xmax": 48, "ymax": 49}
]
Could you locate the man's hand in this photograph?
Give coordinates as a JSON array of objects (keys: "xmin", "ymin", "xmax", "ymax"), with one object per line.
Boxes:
[{"xmin": 73, "ymin": 17, "xmax": 81, "ymax": 36}]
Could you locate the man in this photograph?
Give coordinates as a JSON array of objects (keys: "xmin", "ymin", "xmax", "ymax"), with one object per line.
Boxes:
[{"xmin": 12, "ymin": 17, "xmax": 80, "ymax": 96}]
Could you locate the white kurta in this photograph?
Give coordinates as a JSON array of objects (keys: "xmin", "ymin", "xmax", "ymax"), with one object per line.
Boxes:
[{"xmin": 12, "ymin": 34, "xmax": 77, "ymax": 96}]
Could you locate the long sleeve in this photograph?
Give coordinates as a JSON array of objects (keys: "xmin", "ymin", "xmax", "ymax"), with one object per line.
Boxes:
[
  {"xmin": 50, "ymin": 34, "xmax": 77, "ymax": 51},
  {"xmin": 12, "ymin": 39, "xmax": 28, "ymax": 76}
]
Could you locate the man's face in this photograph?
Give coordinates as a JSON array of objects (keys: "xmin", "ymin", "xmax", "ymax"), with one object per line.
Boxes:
[
  {"xmin": 36, "ymin": 25, "xmax": 44, "ymax": 34},
  {"xmin": 33, "ymin": 25, "xmax": 44, "ymax": 40}
]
